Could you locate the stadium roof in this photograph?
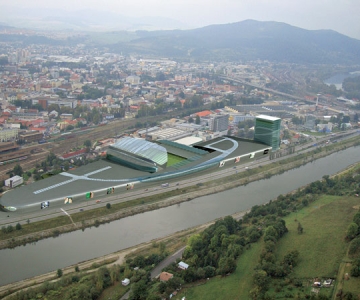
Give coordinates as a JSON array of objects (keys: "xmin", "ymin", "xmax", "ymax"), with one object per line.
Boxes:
[{"xmin": 112, "ymin": 137, "xmax": 167, "ymax": 165}]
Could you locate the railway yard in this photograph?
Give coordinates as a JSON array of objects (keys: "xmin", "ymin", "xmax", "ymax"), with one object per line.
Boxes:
[{"xmin": 0, "ymin": 116, "xmax": 159, "ymax": 182}]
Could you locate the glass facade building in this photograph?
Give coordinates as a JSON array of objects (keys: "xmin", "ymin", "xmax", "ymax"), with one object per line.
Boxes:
[
  {"xmin": 106, "ymin": 137, "xmax": 168, "ymax": 173},
  {"xmin": 254, "ymin": 115, "xmax": 281, "ymax": 151}
]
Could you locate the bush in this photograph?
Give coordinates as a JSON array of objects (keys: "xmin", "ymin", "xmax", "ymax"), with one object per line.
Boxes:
[
  {"xmin": 348, "ymin": 237, "xmax": 360, "ymax": 257},
  {"xmin": 6, "ymin": 225, "xmax": 13, "ymax": 233},
  {"xmin": 350, "ymin": 258, "xmax": 360, "ymax": 277},
  {"xmin": 106, "ymin": 203, "xmax": 111, "ymax": 209},
  {"xmin": 57, "ymin": 269, "xmax": 63, "ymax": 278},
  {"xmin": 15, "ymin": 223, "xmax": 22, "ymax": 230}
]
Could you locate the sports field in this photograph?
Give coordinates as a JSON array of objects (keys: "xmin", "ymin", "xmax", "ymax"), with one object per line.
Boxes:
[{"xmin": 167, "ymin": 153, "xmax": 186, "ymax": 167}]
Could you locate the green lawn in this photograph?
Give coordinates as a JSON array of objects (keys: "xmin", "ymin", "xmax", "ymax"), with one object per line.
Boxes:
[
  {"xmin": 276, "ymin": 195, "xmax": 359, "ymax": 278},
  {"xmin": 167, "ymin": 153, "xmax": 186, "ymax": 167},
  {"xmin": 175, "ymin": 242, "xmax": 263, "ymax": 300}
]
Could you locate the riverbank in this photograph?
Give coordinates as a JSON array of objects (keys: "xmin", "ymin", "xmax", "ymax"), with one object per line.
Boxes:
[
  {"xmin": 0, "ymin": 136, "xmax": 358, "ymax": 251},
  {"xmin": 0, "ymin": 209, "xmax": 248, "ymax": 299},
  {"xmin": 0, "ymin": 139, "xmax": 359, "ymax": 297}
]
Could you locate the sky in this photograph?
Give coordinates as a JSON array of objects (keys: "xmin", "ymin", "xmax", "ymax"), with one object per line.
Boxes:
[{"xmin": 1, "ymin": 0, "xmax": 359, "ymax": 39}]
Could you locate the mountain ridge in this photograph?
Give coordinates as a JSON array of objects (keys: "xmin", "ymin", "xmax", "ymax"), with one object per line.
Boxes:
[
  {"xmin": 108, "ymin": 20, "xmax": 360, "ymax": 64},
  {"xmin": 2, "ymin": 20, "xmax": 360, "ymax": 64}
]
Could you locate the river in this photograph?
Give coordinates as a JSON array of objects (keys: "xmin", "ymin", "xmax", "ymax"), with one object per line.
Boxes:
[
  {"xmin": 1, "ymin": 146, "xmax": 359, "ymax": 286},
  {"xmin": 324, "ymin": 71, "xmax": 360, "ymax": 90}
]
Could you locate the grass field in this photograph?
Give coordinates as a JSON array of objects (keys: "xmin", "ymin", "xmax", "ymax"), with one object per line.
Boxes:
[
  {"xmin": 174, "ymin": 195, "xmax": 360, "ymax": 300},
  {"xmin": 175, "ymin": 242, "xmax": 262, "ymax": 300},
  {"xmin": 276, "ymin": 195, "xmax": 359, "ymax": 278},
  {"xmin": 167, "ymin": 153, "xmax": 186, "ymax": 167}
]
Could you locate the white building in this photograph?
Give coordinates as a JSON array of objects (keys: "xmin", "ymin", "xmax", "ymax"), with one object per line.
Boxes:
[
  {"xmin": 126, "ymin": 75, "xmax": 141, "ymax": 85},
  {"xmin": 5, "ymin": 175, "xmax": 23, "ymax": 188}
]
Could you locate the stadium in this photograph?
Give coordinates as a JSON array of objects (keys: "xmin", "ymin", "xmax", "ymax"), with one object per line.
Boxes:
[{"xmin": 0, "ymin": 115, "xmax": 280, "ymax": 213}]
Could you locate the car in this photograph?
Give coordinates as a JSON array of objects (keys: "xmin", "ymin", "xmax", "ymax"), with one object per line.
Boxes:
[{"xmin": 40, "ymin": 201, "xmax": 50, "ymax": 209}]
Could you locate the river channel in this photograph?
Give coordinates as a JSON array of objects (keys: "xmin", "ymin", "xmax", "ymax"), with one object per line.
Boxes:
[
  {"xmin": 324, "ymin": 71, "xmax": 360, "ymax": 90},
  {"xmin": 1, "ymin": 146, "xmax": 359, "ymax": 286}
]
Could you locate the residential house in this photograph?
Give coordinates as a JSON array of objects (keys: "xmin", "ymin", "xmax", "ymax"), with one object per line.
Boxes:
[
  {"xmin": 159, "ymin": 272, "xmax": 174, "ymax": 282},
  {"xmin": 178, "ymin": 261, "xmax": 189, "ymax": 270}
]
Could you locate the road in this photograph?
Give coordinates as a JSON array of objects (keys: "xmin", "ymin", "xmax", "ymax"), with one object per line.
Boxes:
[
  {"xmin": 1, "ymin": 129, "xmax": 358, "ymax": 228},
  {"xmin": 120, "ymin": 246, "xmax": 186, "ymax": 300}
]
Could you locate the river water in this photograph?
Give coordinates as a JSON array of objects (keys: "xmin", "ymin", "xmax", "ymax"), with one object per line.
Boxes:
[
  {"xmin": 1, "ymin": 146, "xmax": 359, "ymax": 286},
  {"xmin": 324, "ymin": 71, "xmax": 360, "ymax": 90}
]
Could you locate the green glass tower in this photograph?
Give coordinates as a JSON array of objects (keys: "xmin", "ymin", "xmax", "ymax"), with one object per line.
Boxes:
[{"xmin": 254, "ymin": 115, "xmax": 281, "ymax": 151}]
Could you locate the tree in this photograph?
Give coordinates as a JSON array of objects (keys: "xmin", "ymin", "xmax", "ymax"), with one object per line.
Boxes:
[
  {"xmin": 264, "ymin": 226, "xmax": 279, "ymax": 242},
  {"xmin": 13, "ymin": 164, "xmax": 23, "ymax": 176},
  {"xmin": 15, "ymin": 223, "xmax": 22, "ymax": 230},
  {"xmin": 188, "ymin": 117, "xmax": 194, "ymax": 123},
  {"xmin": 195, "ymin": 115, "xmax": 201, "ymax": 125},
  {"xmin": 347, "ymin": 223, "xmax": 359, "ymax": 240},
  {"xmin": 129, "ymin": 279, "xmax": 148, "ymax": 300},
  {"xmin": 282, "ymin": 129, "xmax": 291, "ymax": 140},
  {"xmin": 84, "ymin": 140, "xmax": 92, "ymax": 148},
  {"xmin": 106, "ymin": 203, "xmax": 111, "ymax": 209},
  {"xmin": 217, "ymin": 256, "xmax": 236, "ymax": 276},
  {"xmin": 253, "ymin": 270, "xmax": 270, "ymax": 292},
  {"xmin": 283, "ymin": 250, "xmax": 300, "ymax": 267},
  {"xmin": 57, "ymin": 269, "xmax": 63, "ymax": 277},
  {"xmin": 352, "ymin": 211, "xmax": 360, "ymax": 228}
]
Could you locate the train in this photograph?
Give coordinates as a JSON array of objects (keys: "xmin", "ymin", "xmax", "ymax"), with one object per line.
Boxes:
[{"xmin": 0, "ymin": 156, "xmax": 28, "ymax": 165}]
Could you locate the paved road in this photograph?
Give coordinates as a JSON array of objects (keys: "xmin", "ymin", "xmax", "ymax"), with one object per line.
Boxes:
[
  {"xmin": 150, "ymin": 246, "xmax": 186, "ymax": 279},
  {"xmin": 1, "ymin": 129, "xmax": 358, "ymax": 228},
  {"xmin": 120, "ymin": 246, "xmax": 186, "ymax": 300}
]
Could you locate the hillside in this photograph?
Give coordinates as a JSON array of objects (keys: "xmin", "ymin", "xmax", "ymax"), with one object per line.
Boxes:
[
  {"xmin": 2, "ymin": 20, "xmax": 360, "ymax": 64},
  {"xmin": 109, "ymin": 20, "xmax": 360, "ymax": 64}
]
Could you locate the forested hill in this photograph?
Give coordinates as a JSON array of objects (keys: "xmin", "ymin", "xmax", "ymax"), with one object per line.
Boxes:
[{"xmin": 110, "ymin": 20, "xmax": 360, "ymax": 64}]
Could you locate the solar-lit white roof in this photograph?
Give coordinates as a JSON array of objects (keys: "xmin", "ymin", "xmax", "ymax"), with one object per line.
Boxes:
[
  {"xmin": 112, "ymin": 137, "xmax": 168, "ymax": 165},
  {"xmin": 174, "ymin": 136, "xmax": 203, "ymax": 146}
]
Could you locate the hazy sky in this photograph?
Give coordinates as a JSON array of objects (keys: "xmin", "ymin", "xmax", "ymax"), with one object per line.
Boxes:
[{"xmin": 2, "ymin": 0, "xmax": 359, "ymax": 39}]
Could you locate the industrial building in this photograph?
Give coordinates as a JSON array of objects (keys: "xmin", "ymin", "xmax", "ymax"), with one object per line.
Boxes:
[{"xmin": 208, "ymin": 114, "xmax": 229, "ymax": 132}]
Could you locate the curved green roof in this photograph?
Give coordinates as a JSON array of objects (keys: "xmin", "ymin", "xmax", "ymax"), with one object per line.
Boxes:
[{"xmin": 112, "ymin": 137, "xmax": 168, "ymax": 166}]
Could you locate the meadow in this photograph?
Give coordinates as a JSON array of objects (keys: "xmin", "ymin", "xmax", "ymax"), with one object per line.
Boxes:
[{"xmin": 175, "ymin": 195, "xmax": 360, "ymax": 299}]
